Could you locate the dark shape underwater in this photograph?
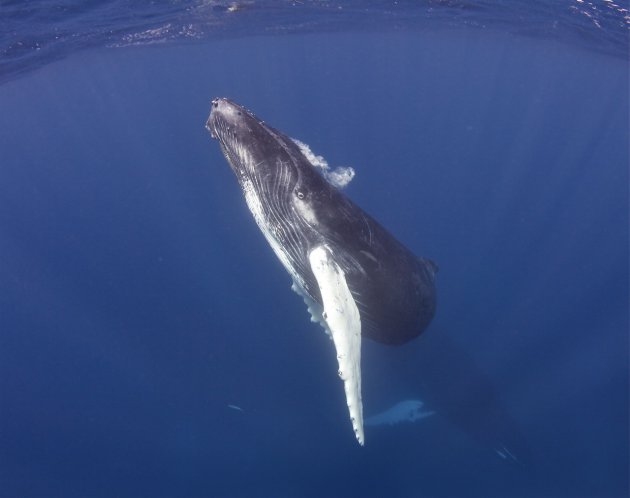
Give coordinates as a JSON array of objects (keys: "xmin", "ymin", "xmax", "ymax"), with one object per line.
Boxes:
[{"xmin": 206, "ymin": 98, "xmax": 438, "ymax": 444}]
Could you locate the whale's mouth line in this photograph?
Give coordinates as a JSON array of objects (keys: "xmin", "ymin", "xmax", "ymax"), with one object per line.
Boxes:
[
  {"xmin": 206, "ymin": 109, "xmax": 229, "ymax": 142},
  {"xmin": 206, "ymin": 112, "xmax": 244, "ymax": 166}
]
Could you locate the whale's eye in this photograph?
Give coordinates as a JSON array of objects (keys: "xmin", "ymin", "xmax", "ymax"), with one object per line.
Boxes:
[{"xmin": 295, "ymin": 187, "xmax": 305, "ymax": 200}]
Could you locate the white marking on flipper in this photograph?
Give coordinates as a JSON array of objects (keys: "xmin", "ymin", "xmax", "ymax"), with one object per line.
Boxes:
[{"xmin": 309, "ymin": 245, "xmax": 364, "ymax": 445}]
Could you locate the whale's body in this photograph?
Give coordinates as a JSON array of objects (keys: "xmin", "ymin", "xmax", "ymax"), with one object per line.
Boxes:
[{"xmin": 206, "ymin": 98, "xmax": 437, "ymax": 444}]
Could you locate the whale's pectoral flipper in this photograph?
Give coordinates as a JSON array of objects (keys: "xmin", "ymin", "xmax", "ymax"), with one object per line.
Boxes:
[{"xmin": 309, "ymin": 245, "xmax": 364, "ymax": 445}]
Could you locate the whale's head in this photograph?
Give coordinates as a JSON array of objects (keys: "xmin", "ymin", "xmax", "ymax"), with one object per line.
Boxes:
[
  {"xmin": 206, "ymin": 98, "xmax": 331, "ymax": 289},
  {"xmin": 206, "ymin": 97, "xmax": 334, "ymax": 229},
  {"xmin": 207, "ymin": 98, "xmax": 302, "ymax": 187},
  {"xmin": 206, "ymin": 98, "xmax": 262, "ymax": 174}
]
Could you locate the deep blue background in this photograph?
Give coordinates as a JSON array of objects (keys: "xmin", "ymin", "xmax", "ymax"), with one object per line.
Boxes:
[{"xmin": 1, "ymin": 31, "xmax": 628, "ymax": 497}]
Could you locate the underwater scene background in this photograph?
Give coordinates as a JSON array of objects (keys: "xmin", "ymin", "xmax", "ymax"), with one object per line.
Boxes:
[{"xmin": 0, "ymin": 2, "xmax": 628, "ymax": 497}]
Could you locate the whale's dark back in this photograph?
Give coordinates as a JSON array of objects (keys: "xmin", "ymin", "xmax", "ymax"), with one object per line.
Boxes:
[
  {"xmin": 282, "ymin": 136, "xmax": 438, "ymax": 346},
  {"xmin": 308, "ymin": 173, "xmax": 437, "ymax": 345}
]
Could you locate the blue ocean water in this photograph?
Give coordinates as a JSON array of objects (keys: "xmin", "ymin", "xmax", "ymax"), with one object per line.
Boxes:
[{"xmin": 0, "ymin": 2, "xmax": 628, "ymax": 497}]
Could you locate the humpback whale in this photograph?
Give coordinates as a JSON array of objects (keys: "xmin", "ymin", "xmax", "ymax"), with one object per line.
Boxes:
[{"xmin": 206, "ymin": 98, "xmax": 437, "ymax": 445}]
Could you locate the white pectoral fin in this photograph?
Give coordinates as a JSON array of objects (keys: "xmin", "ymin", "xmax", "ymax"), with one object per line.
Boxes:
[{"xmin": 309, "ymin": 245, "xmax": 364, "ymax": 445}]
